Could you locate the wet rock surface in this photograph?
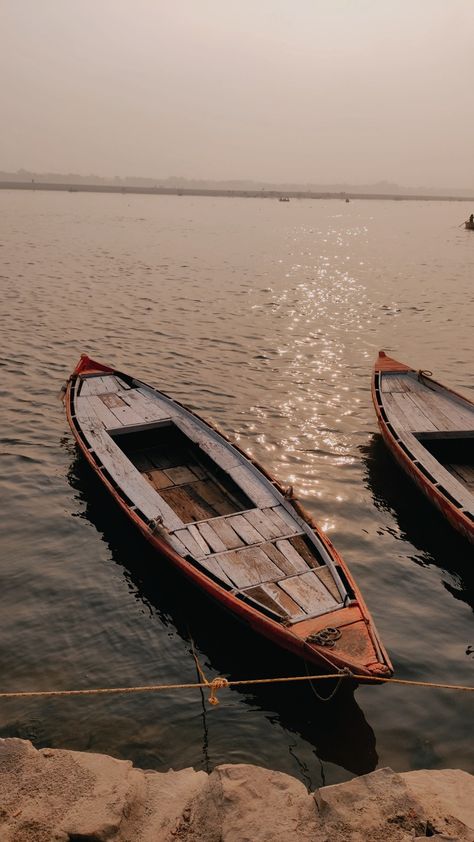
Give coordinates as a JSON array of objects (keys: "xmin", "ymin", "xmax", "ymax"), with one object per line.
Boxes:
[{"xmin": 0, "ymin": 739, "xmax": 472, "ymax": 841}]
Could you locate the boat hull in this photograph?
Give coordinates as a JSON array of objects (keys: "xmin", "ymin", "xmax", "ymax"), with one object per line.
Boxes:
[
  {"xmin": 372, "ymin": 352, "xmax": 474, "ymax": 543},
  {"xmin": 66, "ymin": 356, "xmax": 393, "ymax": 681}
]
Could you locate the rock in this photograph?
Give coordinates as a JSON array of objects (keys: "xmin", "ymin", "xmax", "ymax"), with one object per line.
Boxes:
[
  {"xmin": 211, "ymin": 763, "xmax": 321, "ymax": 841},
  {"xmin": 128, "ymin": 766, "xmax": 209, "ymax": 841},
  {"xmin": 58, "ymin": 747, "xmax": 144, "ymax": 840},
  {"xmin": 402, "ymin": 769, "xmax": 474, "ymax": 840},
  {"xmin": 0, "ymin": 738, "xmax": 207, "ymax": 842},
  {"xmin": 315, "ymin": 766, "xmax": 427, "ymax": 841},
  {"xmin": 0, "ymin": 739, "xmax": 473, "ymax": 841}
]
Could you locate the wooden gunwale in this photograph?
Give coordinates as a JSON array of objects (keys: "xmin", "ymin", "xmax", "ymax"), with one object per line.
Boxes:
[
  {"xmin": 66, "ymin": 358, "xmax": 392, "ymax": 679},
  {"xmin": 372, "ymin": 353, "xmax": 474, "ymax": 543}
]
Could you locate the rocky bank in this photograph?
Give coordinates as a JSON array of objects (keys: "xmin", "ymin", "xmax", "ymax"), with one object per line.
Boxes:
[{"xmin": 0, "ymin": 739, "xmax": 473, "ymax": 841}]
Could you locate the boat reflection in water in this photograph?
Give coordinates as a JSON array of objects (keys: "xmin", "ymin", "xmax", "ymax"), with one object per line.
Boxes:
[{"xmin": 67, "ymin": 451, "xmax": 379, "ymax": 784}]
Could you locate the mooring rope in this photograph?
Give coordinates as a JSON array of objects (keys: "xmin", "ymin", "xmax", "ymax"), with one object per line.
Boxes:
[
  {"xmin": 0, "ymin": 673, "xmax": 473, "ymax": 706},
  {"xmin": 189, "ymin": 638, "xmax": 229, "ymax": 705}
]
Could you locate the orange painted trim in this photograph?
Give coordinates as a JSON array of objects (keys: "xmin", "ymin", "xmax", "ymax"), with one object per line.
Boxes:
[
  {"xmin": 73, "ymin": 354, "xmax": 115, "ymax": 376},
  {"xmin": 374, "ymin": 350, "xmax": 413, "ymax": 373}
]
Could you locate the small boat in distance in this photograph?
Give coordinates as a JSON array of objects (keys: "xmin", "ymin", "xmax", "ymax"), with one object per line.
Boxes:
[
  {"xmin": 372, "ymin": 351, "xmax": 474, "ymax": 543},
  {"xmin": 465, "ymin": 220, "xmax": 474, "ymax": 230},
  {"xmin": 279, "ymin": 196, "xmax": 290, "ymax": 202},
  {"xmin": 65, "ymin": 355, "xmax": 393, "ymax": 680}
]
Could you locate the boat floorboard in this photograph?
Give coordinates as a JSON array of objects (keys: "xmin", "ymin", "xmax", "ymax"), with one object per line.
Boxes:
[
  {"xmin": 447, "ymin": 464, "xmax": 474, "ymax": 492},
  {"xmin": 405, "ymin": 432, "xmax": 473, "ymax": 513}
]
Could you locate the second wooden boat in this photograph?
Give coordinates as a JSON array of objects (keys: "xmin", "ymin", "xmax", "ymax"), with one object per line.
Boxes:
[
  {"xmin": 65, "ymin": 355, "xmax": 392, "ymax": 681},
  {"xmin": 372, "ymin": 351, "xmax": 474, "ymax": 543}
]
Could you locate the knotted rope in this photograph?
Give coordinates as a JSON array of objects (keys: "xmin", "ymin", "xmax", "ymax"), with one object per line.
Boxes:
[
  {"xmin": 0, "ymin": 674, "xmax": 472, "ymax": 705},
  {"xmin": 190, "ymin": 641, "xmax": 229, "ymax": 706}
]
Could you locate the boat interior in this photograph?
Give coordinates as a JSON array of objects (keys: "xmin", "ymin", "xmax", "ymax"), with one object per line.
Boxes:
[
  {"xmin": 72, "ymin": 372, "xmax": 349, "ymax": 625},
  {"xmin": 375, "ymin": 370, "xmax": 474, "ymax": 518},
  {"xmin": 112, "ymin": 423, "xmax": 253, "ymax": 521},
  {"xmin": 416, "ymin": 433, "xmax": 474, "ymax": 493}
]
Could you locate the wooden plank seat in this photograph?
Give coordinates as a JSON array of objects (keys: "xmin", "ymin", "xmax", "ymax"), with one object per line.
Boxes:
[
  {"xmin": 173, "ymin": 533, "xmax": 341, "ymax": 621},
  {"xmin": 116, "ymin": 388, "xmax": 170, "ymax": 423},
  {"xmin": 78, "ymin": 377, "xmax": 172, "ymax": 426},
  {"xmin": 245, "ymin": 570, "xmax": 342, "ymax": 620},
  {"xmin": 76, "ymin": 395, "xmax": 121, "ymax": 429},
  {"xmin": 385, "ymin": 392, "xmax": 437, "ymax": 433},
  {"xmin": 167, "ymin": 513, "xmax": 342, "ymax": 621},
  {"xmin": 169, "ymin": 507, "xmax": 304, "ymax": 554},
  {"xmin": 79, "ymin": 374, "xmax": 125, "ymax": 396},
  {"xmin": 381, "ymin": 374, "xmax": 474, "ymax": 432}
]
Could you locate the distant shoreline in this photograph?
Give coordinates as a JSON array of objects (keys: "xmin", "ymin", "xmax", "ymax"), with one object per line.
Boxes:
[{"xmin": 1, "ymin": 181, "xmax": 474, "ymax": 202}]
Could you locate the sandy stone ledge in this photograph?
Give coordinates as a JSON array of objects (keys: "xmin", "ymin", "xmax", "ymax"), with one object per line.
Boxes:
[{"xmin": 0, "ymin": 739, "xmax": 473, "ymax": 841}]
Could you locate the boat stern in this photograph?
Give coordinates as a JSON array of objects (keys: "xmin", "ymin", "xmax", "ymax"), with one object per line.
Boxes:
[{"xmin": 293, "ymin": 605, "xmax": 393, "ymax": 682}]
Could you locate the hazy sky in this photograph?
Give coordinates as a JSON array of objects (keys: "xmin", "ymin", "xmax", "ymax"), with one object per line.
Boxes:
[{"xmin": 1, "ymin": 0, "xmax": 473, "ymax": 187}]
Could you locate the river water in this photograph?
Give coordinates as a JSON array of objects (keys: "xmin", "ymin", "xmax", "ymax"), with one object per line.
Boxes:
[{"xmin": 0, "ymin": 190, "xmax": 472, "ymax": 787}]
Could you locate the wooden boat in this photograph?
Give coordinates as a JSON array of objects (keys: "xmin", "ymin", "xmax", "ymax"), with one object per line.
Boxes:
[
  {"xmin": 465, "ymin": 220, "xmax": 474, "ymax": 230},
  {"xmin": 65, "ymin": 355, "xmax": 393, "ymax": 680},
  {"xmin": 372, "ymin": 351, "xmax": 474, "ymax": 543}
]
